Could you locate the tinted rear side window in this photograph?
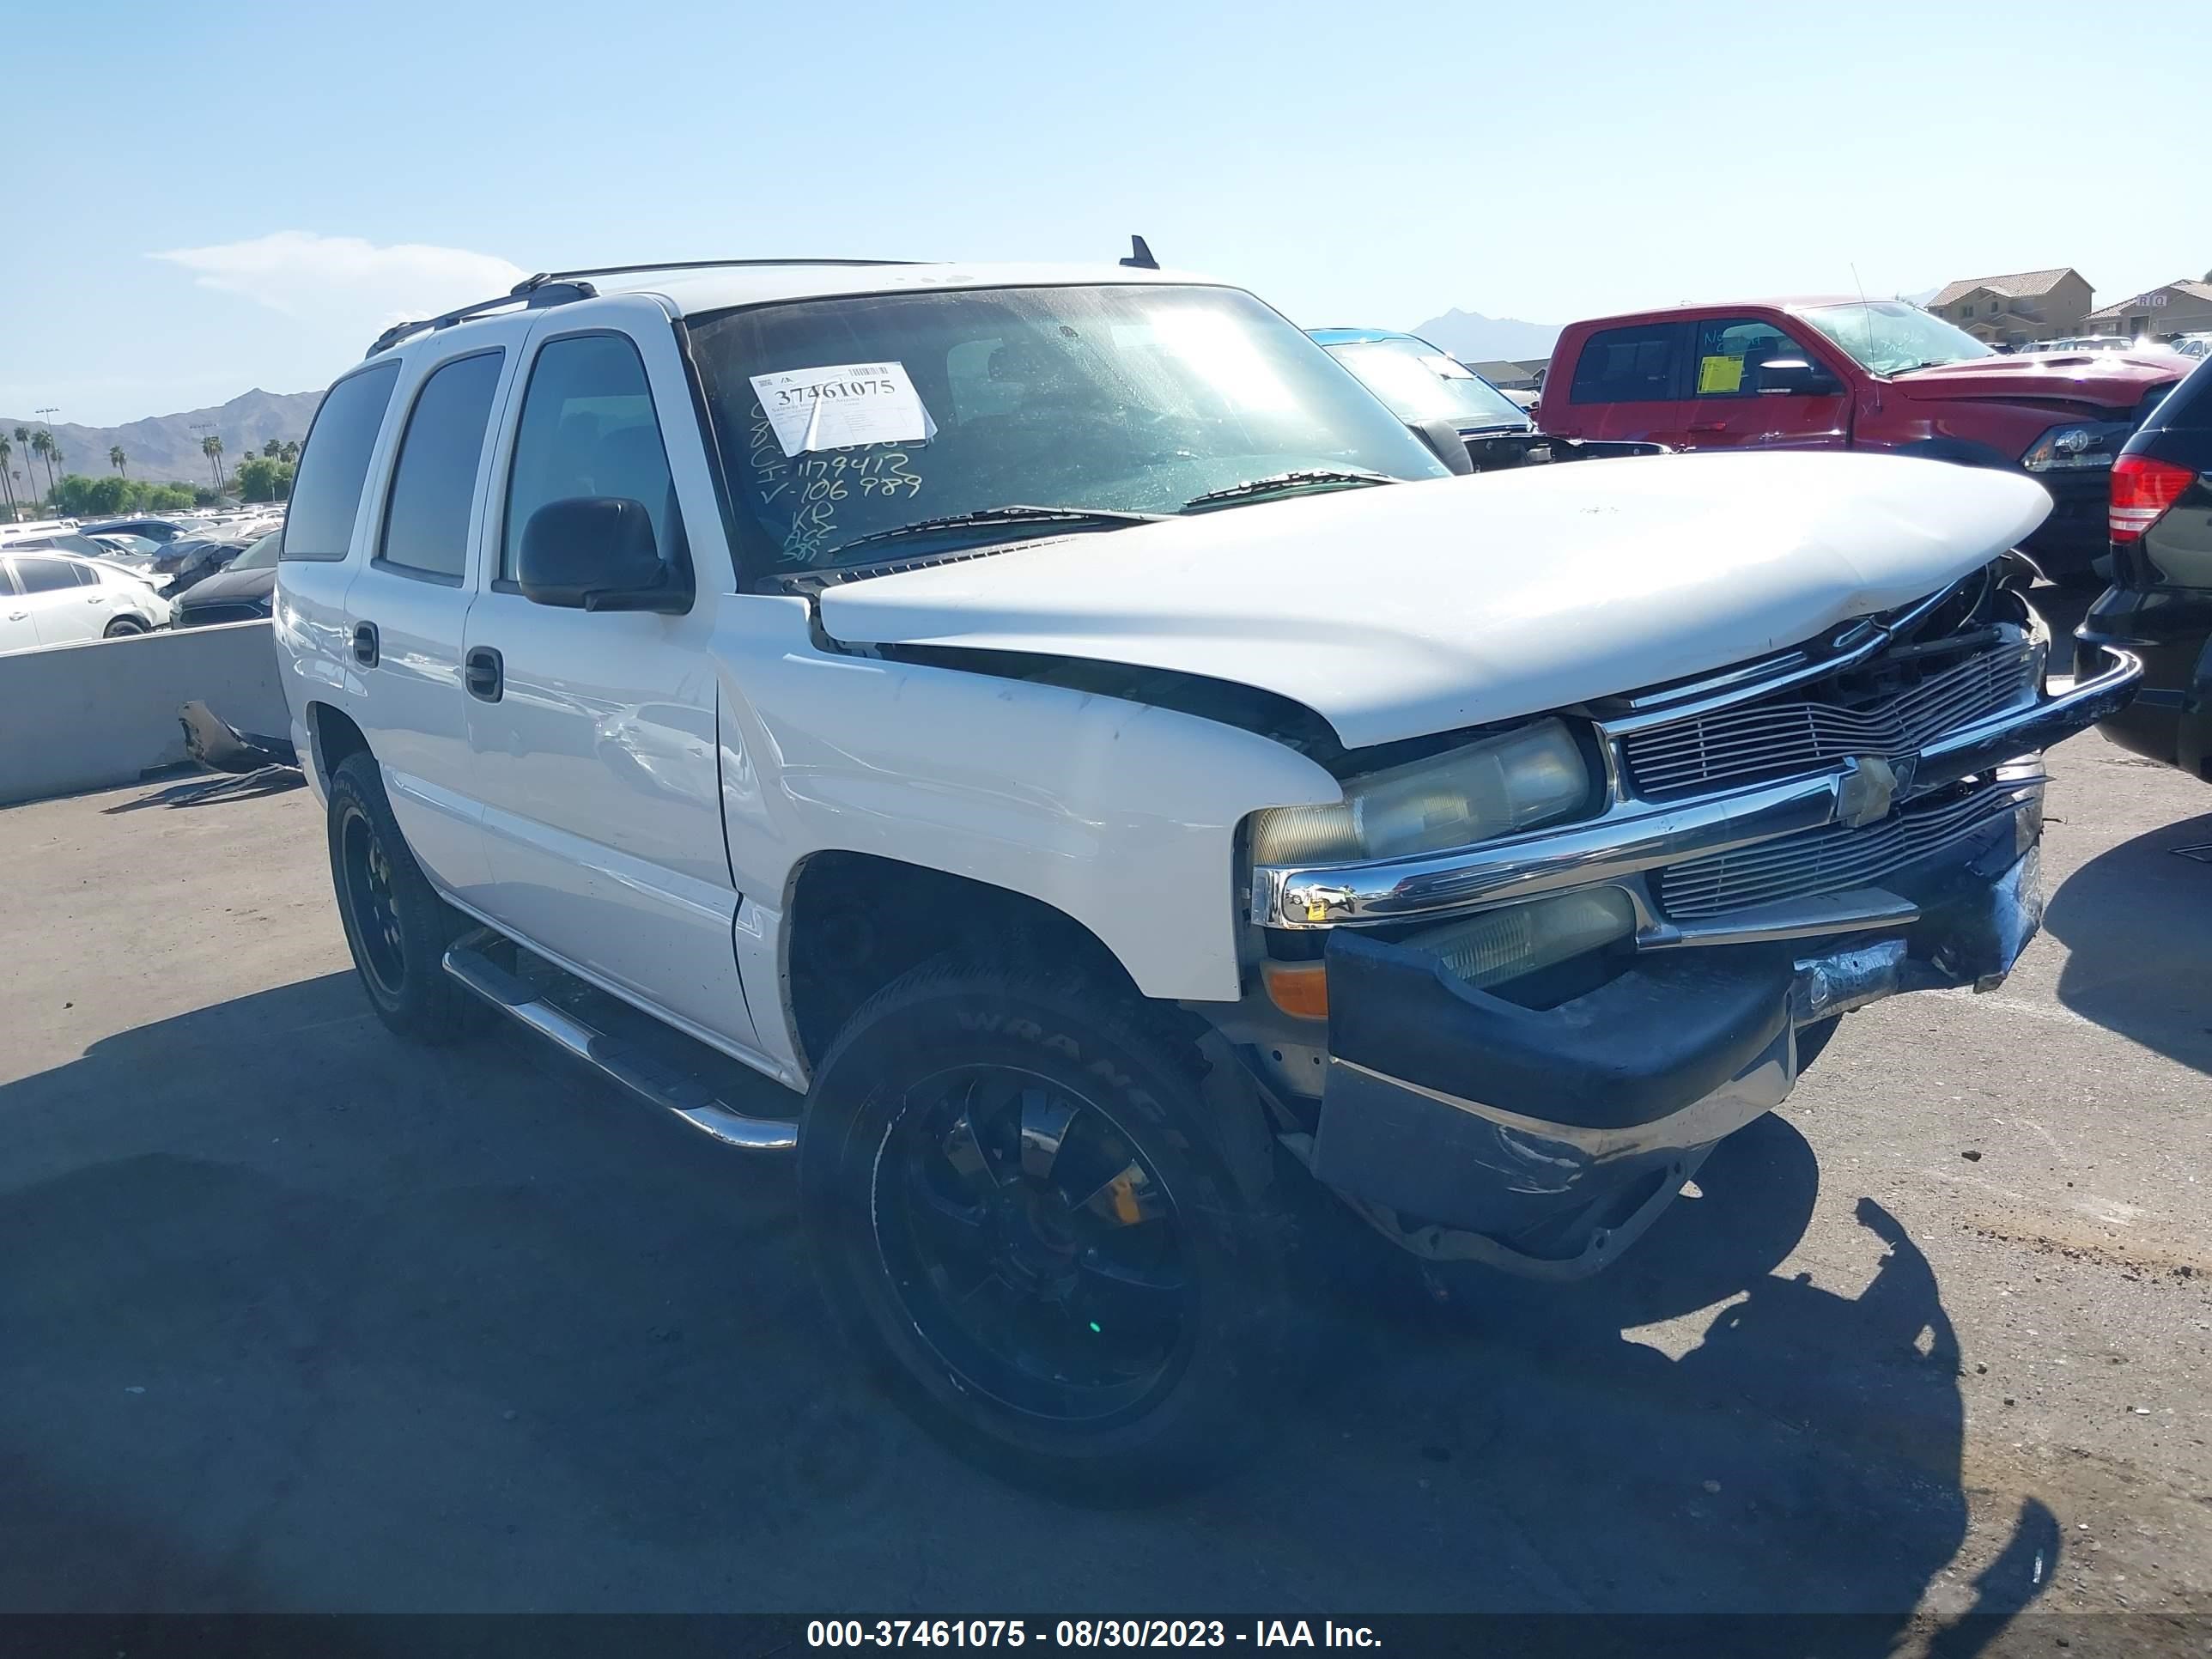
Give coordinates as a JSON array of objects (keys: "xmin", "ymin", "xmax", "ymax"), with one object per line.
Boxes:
[
  {"xmin": 283, "ymin": 361, "xmax": 401, "ymax": 562},
  {"xmin": 1570, "ymin": 324, "xmax": 1681, "ymax": 404},
  {"xmin": 13, "ymin": 556, "xmax": 84, "ymax": 593},
  {"xmin": 379, "ymin": 351, "xmax": 505, "ymax": 581}
]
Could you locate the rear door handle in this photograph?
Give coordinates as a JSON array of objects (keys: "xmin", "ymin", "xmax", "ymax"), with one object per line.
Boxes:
[
  {"xmin": 352, "ymin": 622, "xmax": 380, "ymax": 666},
  {"xmin": 1687, "ymin": 420, "xmax": 1728, "ymax": 433},
  {"xmin": 465, "ymin": 646, "xmax": 503, "ymax": 703}
]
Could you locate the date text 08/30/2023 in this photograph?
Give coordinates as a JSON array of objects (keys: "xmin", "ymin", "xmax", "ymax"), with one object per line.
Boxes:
[{"xmin": 806, "ymin": 1620, "xmax": 1382, "ymax": 1650}]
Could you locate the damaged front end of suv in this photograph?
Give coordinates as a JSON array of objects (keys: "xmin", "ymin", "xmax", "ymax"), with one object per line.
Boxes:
[{"xmin": 1229, "ymin": 564, "xmax": 2139, "ymax": 1278}]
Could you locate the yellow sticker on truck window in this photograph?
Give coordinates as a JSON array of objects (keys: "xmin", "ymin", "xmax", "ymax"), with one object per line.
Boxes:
[{"xmin": 1698, "ymin": 355, "xmax": 1744, "ymax": 394}]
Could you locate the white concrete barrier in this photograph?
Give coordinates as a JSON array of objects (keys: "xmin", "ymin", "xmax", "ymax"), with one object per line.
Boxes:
[{"xmin": 0, "ymin": 622, "xmax": 289, "ymax": 806}]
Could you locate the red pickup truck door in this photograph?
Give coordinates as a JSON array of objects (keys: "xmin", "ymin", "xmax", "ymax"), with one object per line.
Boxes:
[
  {"xmin": 1553, "ymin": 320, "xmax": 1695, "ymax": 447},
  {"xmin": 1680, "ymin": 315, "xmax": 1852, "ymax": 450}
]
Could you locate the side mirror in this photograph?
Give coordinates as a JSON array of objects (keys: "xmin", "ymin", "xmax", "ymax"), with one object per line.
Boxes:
[
  {"xmin": 517, "ymin": 497, "xmax": 688, "ymax": 613},
  {"xmin": 1409, "ymin": 416, "xmax": 1475, "ymax": 476},
  {"xmin": 1754, "ymin": 357, "xmax": 1842, "ymax": 398}
]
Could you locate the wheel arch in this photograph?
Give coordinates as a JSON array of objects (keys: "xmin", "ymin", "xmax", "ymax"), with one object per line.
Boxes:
[
  {"xmin": 781, "ymin": 849, "xmax": 1144, "ymax": 1076},
  {"xmin": 303, "ymin": 700, "xmax": 371, "ymax": 797}
]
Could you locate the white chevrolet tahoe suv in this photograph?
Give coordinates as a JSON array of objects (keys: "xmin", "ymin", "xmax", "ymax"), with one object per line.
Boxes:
[{"xmin": 275, "ymin": 258, "xmax": 2139, "ymax": 1497}]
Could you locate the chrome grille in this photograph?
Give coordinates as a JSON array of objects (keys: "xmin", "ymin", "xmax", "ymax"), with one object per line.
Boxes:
[
  {"xmin": 1655, "ymin": 780, "xmax": 2026, "ymax": 919},
  {"xmin": 1622, "ymin": 639, "xmax": 2039, "ymax": 797}
]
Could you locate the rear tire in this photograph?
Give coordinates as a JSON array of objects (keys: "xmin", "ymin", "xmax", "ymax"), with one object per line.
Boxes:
[
  {"xmin": 326, "ymin": 750, "xmax": 490, "ymax": 1045},
  {"xmin": 799, "ymin": 959, "xmax": 1292, "ymax": 1502}
]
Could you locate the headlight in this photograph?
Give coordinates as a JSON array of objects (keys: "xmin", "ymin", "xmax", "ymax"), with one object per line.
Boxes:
[
  {"xmin": 1249, "ymin": 718, "xmax": 1592, "ymax": 866},
  {"xmin": 2021, "ymin": 420, "xmax": 2131, "ymax": 472},
  {"xmin": 1404, "ymin": 886, "xmax": 1638, "ymax": 991}
]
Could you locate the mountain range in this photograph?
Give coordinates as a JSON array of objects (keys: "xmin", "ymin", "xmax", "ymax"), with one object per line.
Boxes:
[
  {"xmin": 2, "ymin": 388, "xmax": 325, "ymax": 488},
  {"xmin": 1404, "ymin": 307, "xmax": 1561, "ymax": 366}
]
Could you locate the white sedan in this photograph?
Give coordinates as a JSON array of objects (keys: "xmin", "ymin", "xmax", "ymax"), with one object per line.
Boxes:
[{"xmin": 0, "ymin": 549, "xmax": 173, "ymax": 653}]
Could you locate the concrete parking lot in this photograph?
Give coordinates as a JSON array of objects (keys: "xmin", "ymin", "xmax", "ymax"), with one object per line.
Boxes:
[{"xmin": 3, "ymin": 673, "xmax": 2207, "ymax": 1641}]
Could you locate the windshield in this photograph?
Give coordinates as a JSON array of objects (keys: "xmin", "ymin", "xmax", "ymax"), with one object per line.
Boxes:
[
  {"xmin": 1800, "ymin": 301, "xmax": 1994, "ymax": 376},
  {"xmin": 229, "ymin": 531, "xmax": 282, "ymax": 571},
  {"xmin": 1322, "ymin": 337, "xmax": 1529, "ymax": 431},
  {"xmin": 684, "ymin": 283, "xmax": 1449, "ymax": 574}
]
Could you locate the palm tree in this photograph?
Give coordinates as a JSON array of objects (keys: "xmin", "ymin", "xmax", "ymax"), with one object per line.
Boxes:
[
  {"xmin": 109, "ymin": 445, "xmax": 128, "ymax": 476},
  {"xmin": 0, "ymin": 436, "xmax": 15, "ymax": 520},
  {"xmin": 280, "ymin": 440, "xmax": 299, "ymax": 465},
  {"xmin": 31, "ymin": 430, "xmax": 57, "ymax": 499},
  {"xmin": 263, "ymin": 437, "xmax": 281, "ymax": 459},
  {"xmin": 201, "ymin": 433, "xmax": 227, "ymax": 489}
]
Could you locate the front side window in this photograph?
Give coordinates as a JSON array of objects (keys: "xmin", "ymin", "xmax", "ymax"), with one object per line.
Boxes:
[
  {"xmin": 502, "ymin": 334, "xmax": 681, "ymax": 583},
  {"xmin": 284, "ymin": 361, "xmax": 402, "ymax": 562},
  {"xmin": 684, "ymin": 283, "xmax": 1448, "ymax": 575},
  {"xmin": 380, "ymin": 351, "xmax": 505, "ymax": 581},
  {"xmin": 12, "ymin": 556, "xmax": 84, "ymax": 593},
  {"xmin": 1322, "ymin": 337, "xmax": 1529, "ymax": 431},
  {"xmin": 1568, "ymin": 324, "xmax": 1680, "ymax": 404},
  {"xmin": 1799, "ymin": 301, "xmax": 1994, "ymax": 376},
  {"xmin": 1691, "ymin": 318, "xmax": 1808, "ymax": 398}
]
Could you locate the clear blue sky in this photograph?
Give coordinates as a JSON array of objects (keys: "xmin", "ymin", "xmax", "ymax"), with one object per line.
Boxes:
[{"xmin": 7, "ymin": 0, "xmax": 2204, "ymax": 426}]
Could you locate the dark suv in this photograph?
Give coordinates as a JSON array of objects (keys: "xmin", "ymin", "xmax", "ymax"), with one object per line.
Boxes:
[{"xmin": 2075, "ymin": 352, "xmax": 2212, "ymax": 781}]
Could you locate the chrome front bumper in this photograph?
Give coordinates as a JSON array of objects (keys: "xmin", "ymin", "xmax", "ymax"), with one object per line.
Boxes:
[{"xmin": 1251, "ymin": 641, "xmax": 2141, "ymax": 936}]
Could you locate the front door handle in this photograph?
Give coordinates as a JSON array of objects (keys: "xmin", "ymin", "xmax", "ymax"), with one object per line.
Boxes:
[
  {"xmin": 6, "ymin": 610, "xmax": 27, "ymax": 622},
  {"xmin": 465, "ymin": 646, "xmax": 503, "ymax": 703},
  {"xmin": 352, "ymin": 622, "xmax": 380, "ymax": 667},
  {"xmin": 1687, "ymin": 420, "xmax": 1728, "ymax": 433}
]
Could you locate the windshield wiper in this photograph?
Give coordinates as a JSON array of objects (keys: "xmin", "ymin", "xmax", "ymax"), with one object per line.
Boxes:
[
  {"xmin": 830, "ymin": 504, "xmax": 1170, "ymax": 557},
  {"xmin": 1180, "ymin": 468, "xmax": 1398, "ymax": 511}
]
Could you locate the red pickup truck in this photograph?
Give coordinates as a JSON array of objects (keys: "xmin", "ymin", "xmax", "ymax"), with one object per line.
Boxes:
[{"xmin": 1538, "ymin": 299, "xmax": 2185, "ymax": 582}]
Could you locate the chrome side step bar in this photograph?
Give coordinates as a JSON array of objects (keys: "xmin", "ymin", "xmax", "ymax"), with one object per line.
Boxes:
[{"xmin": 442, "ymin": 942, "xmax": 799, "ymax": 1152}]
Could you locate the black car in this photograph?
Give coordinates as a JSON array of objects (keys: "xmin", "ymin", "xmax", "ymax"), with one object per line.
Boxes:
[
  {"xmin": 2076, "ymin": 352, "xmax": 2212, "ymax": 781},
  {"xmin": 171, "ymin": 531, "xmax": 280, "ymax": 626},
  {"xmin": 79, "ymin": 517, "xmax": 190, "ymax": 544},
  {"xmin": 161, "ymin": 537, "xmax": 254, "ymax": 597}
]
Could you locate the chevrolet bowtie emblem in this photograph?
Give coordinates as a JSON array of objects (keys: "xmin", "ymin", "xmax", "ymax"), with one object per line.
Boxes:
[{"xmin": 1837, "ymin": 756, "xmax": 1912, "ymax": 829}]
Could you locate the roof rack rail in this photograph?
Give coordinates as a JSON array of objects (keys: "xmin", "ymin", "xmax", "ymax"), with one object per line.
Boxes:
[{"xmin": 364, "ymin": 258, "xmax": 921, "ymax": 358}]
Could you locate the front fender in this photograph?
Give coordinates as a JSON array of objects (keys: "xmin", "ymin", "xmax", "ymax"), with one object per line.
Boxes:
[{"xmin": 711, "ymin": 596, "xmax": 1340, "ymax": 1002}]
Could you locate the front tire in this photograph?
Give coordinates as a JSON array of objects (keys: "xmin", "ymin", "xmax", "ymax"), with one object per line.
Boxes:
[
  {"xmin": 326, "ymin": 750, "xmax": 489, "ymax": 1045},
  {"xmin": 800, "ymin": 959, "xmax": 1291, "ymax": 1502},
  {"xmin": 104, "ymin": 616, "xmax": 150, "ymax": 637}
]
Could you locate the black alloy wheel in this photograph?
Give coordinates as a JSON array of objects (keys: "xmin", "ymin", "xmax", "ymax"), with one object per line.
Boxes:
[
  {"xmin": 800, "ymin": 958, "xmax": 1291, "ymax": 1501},
  {"xmin": 872, "ymin": 1064, "xmax": 1194, "ymax": 1424}
]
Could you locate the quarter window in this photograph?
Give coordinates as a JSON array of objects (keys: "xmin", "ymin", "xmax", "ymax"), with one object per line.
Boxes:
[
  {"xmin": 1568, "ymin": 324, "xmax": 1680, "ymax": 404},
  {"xmin": 502, "ymin": 334, "xmax": 682, "ymax": 583},
  {"xmin": 284, "ymin": 361, "xmax": 402, "ymax": 562},
  {"xmin": 379, "ymin": 351, "xmax": 505, "ymax": 581},
  {"xmin": 1691, "ymin": 318, "xmax": 1805, "ymax": 398}
]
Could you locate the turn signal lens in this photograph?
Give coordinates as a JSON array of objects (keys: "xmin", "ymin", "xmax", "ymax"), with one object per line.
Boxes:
[{"xmin": 1261, "ymin": 960, "xmax": 1329, "ymax": 1021}]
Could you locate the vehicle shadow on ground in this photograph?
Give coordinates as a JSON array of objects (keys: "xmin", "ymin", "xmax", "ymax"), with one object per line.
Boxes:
[
  {"xmin": 2045, "ymin": 805, "xmax": 2212, "ymax": 1075},
  {"xmin": 0, "ymin": 976, "xmax": 2045, "ymax": 1635}
]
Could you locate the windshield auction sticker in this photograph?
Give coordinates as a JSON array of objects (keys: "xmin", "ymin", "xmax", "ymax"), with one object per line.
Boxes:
[{"xmin": 749, "ymin": 362, "xmax": 938, "ymax": 456}]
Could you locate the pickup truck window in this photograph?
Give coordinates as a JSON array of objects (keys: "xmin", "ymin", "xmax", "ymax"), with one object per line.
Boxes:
[
  {"xmin": 684, "ymin": 283, "xmax": 1447, "ymax": 575},
  {"xmin": 1569, "ymin": 324, "xmax": 1680, "ymax": 404},
  {"xmin": 379, "ymin": 350, "xmax": 504, "ymax": 582},
  {"xmin": 1691, "ymin": 319, "xmax": 1802, "ymax": 398},
  {"xmin": 502, "ymin": 334, "xmax": 682, "ymax": 583},
  {"xmin": 1799, "ymin": 301, "xmax": 1993, "ymax": 377},
  {"xmin": 283, "ymin": 361, "xmax": 401, "ymax": 562}
]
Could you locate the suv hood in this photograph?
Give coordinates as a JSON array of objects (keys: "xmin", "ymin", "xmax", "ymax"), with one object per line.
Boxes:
[
  {"xmin": 817, "ymin": 452, "xmax": 2050, "ymax": 750},
  {"xmin": 1888, "ymin": 351, "xmax": 2182, "ymax": 409}
]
